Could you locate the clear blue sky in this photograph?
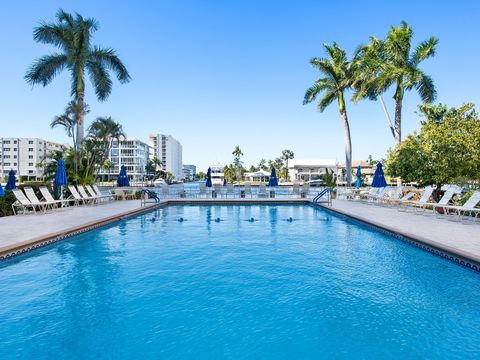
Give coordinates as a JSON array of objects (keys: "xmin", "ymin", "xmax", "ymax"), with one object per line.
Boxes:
[{"xmin": 1, "ymin": 0, "xmax": 478, "ymax": 171}]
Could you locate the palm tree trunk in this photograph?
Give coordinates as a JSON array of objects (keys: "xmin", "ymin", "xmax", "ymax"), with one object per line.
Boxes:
[
  {"xmin": 76, "ymin": 91, "xmax": 85, "ymax": 149},
  {"xmin": 394, "ymin": 97, "xmax": 402, "ymax": 145},
  {"xmin": 340, "ymin": 109, "xmax": 352, "ymax": 186}
]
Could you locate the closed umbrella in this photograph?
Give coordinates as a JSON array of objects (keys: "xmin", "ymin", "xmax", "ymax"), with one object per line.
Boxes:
[
  {"xmin": 205, "ymin": 168, "xmax": 212, "ymax": 188},
  {"xmin": 371, "ymin": 162, "xmax": 387, "ymax": 188},
  {"xmin": 355, "ymin": 165, "xmax": 362, "ymax": 188},
  {"xmin": 0, "ymin": 183, "xmax": 4, "ymax": 197},
  {"xmin": 268, "ymin": 167, "xmax": 278, "ymax": 187},
  {"xmin": 117, "ymin": 165, "xmax": 130, "ymax": 187},
  {"xmin": 54, "ymin": 159, "xmax": 67, "ymax": 199},
  {"xmin": 5, "ymin": 169, "xmax": 16, "ymax": 190}
]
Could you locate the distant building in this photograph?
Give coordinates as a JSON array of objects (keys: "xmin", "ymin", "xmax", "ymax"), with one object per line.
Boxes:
[
  {"xmin": 98, "ymin": 138, "xmax": 151, "ymax": 183},
  {"xmin": 287, "ymin": 159, "xmax": 338, "ymax": 182},
  {"xmin": 245, "ymin": 170, "xmax": 270, "ymax": 182},
  {"xmin": 148, "ymin": 133, "xmax": 183, "ymax": 180},
  {"xmin": 182, "ymin": 164, "xmax": 196, "ymax": 181},
  {"xmin": 338, "ymin": 160, "xmax": 376, "ymax": 185},
  {"xmin": 0, "ymin": 137, "xmax": 68, "ymax": 180}
]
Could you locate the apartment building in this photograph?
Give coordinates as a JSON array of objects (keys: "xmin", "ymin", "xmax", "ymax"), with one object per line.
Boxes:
[
  {"xmin": 0, "ymin": 137, "xmax": 68, "ymax": 180},
  {"xmin": 148, "ymin": 133, "xmax": 183, "ymax": 180},
  {"xmin": 98, "ymin": 138, "xmax": 151, "ymax": 183},
  {"xmin": 182, "ymin": 164, "xmax": 196, "ymax": 181}
]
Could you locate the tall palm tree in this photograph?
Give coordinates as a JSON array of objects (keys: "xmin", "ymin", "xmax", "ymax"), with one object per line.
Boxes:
[
  {"xmin": 25, "ymin": 9, "xmax": 131, "ymax": 149},
  {"xmin": 232, "ymin": 146, "xmax": 243, "ymax": 181},
  {"xmin": 353, "ymin": 21, "xmax": 438, "ymax": 144},
  {"xmin": 87, "ymin": 116, "xmax": 125, "ymax": 166},
  {"xmin": 303, "ymin": 42, "xmax": 354, "ymax": 186},
  {"xmin": 281, "ymin": 149, "xmax": 294, "ymax": 181}
]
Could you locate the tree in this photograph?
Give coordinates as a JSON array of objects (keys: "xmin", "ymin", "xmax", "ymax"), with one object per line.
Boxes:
[
  {"xmin": 320, "ymin": 168, "xmax": 337, "ymax": 188},
  {"xmin": 87, "ymin": 116, "xmax": 125, "ymax": 166},
  {"xmin": 258, "ymin": 159, "xmax": 268, "ymax": 171},
  {"xmin": 281, "ymin": 149, "xmax": 294, "ymax": 181},
  {"xmin": 25, "ymin": 9, "xmax": 131, "ymax": 149},
  {"xmin": 232, "ymin": 145, "xmax": 244, "ymax": 181},
  {"xmin": 223, "ymin": 165, "xmax": 236, "ymax": 183},
  {"xmin": 385, "ymin": 103, "xmax": 480, "ymax": 199},
  {"xmin": 304, "ymin": 42, "xmax": 354, "ymax": 186},
  {"xmin": 196, "ymin": 171, "xmax": 206, "ymax": 180},
  {"xmin": 353, "ymin": 21, "xmax": 438, "ymax": 144}
]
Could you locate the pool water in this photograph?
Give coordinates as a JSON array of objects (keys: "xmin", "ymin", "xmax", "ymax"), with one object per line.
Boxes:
[{"xmin": 1, "ymin": 205, "xmax": 480, "ymax": 359}]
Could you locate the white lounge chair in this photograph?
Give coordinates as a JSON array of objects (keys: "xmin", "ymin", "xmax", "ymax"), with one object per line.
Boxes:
[
  {"xmin": 292, "ymin": 183, "xmax": 300, "ymax": 197},
  {"xmin": 23, "ymin": 187, "xmax": 56, "ymax": 213},
  {"xmin": 397, "ymin": 186, "xmax": 435, "ymax": 212},
  {"xmin": 244, "ymin": 184, "xmax": 252, "ymax": 198},
  {"xmin": 385, "ymin": 191, "xmax": 415, "ymax": 207},
  {"xmin": 86, "ymin": 185, "xmax": 111, "ymax": 203},
  {"xmin": 68, "ymin": 185, "xmax": 91, "ymax": 205},
  {"xmin": 93, "ymin": 185, "xmax": 114, "ymax": 201},
  {"xmin": 435, "ymin": 190, "xmax": 480, "ymax": 223},
  {"xmin": 213, "ymin": 184, "xmax": 222, "ymax": 198},
  {"xmin": 410, "ymin": 186, "xmax": 461, "ymax": 215},
  {"xmin": 362, "ymin": 187, "xmax": 390, "ymax": 204},
  {"xmin": 39, "ymin": 186, "xmax": 70, "ymax": 208},
  {"xmin": 198, "ymin": 183, "xmax": 207, "ymax": 198},
  {"xmin": 11, "ymin": 189, "xmax": 36, "ymax": 215},
  {"xmin": 300, "ymin": 184, "xmax": 310, "ymax": 198},
  {"xmin": 225, "ymin": 184, "xmax": 235, "ymax": 198},
  {"xmin": 257, "ymin": 184, "xmax": 267, "ymax": 198},
  {"xmin": 77, "ymin": 185, "xmax": 99, "ymax": 205}
]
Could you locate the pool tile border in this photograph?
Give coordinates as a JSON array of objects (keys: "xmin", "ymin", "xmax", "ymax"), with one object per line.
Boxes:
[{"xmin": 313, "ymin": 202, "xmax": 480, "ymax": 273}]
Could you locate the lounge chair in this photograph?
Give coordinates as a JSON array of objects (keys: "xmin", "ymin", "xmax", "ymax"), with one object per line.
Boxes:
[
  {"xmin": 87, "ymin": 185, "xmax": 112, "ymax": 203},
  {"xmin": 11, "ymin": 189, "xmax": 37, "ymax": 215},
  {"xmin": 300, "ymin": 184, "xmax": 310, "ymax": 198},
  {"xmin": 68, "ymin": 185, "xmax": 92, "ymax": 205},
  {"xmin": 23, "ymin": 187, "xmax": 57, "ymax": 213},
  {"xmin": 225, "ymin": 184, "xmax": 235, "ymax": 198},
  {"xmin": 39, "ymin": 186, "xmax": 70, "ymax": 208},
  {"xmin": 385, "ymin": 190, "xmax": 415, "ymax": 207},
  {"xmin": 360, "ymin": 187, "xmax": 389, "ymax": 204},
  {"xmin": 434, "ymin": 190, "xmax": 480, "ymax": 223},
  {"xmin": 198, "ymin": 183, "xmax": 206, "ymax": 198},
  {"xmin": 244, "ymin": 184, "xmax": 252, "ymax": 198},
  {"xmin": 292, "ymin": 183, "xmax": 300, "ymax": 197},
  {"xmin": 213, "ymin": 184, "xmax": 222, "ymax": 198},
  {"xmin": 397, "ymin": 186, "xmax": 434, "ymax": 212},
  {"xmin": 257, "ymin": 184, "xmax": 267, "ymax": 198},
  {"xmin": 77, "ymin": 185, "xmax": 99, "ymax": 204},
  {"xmin": 177, "ymin": 183, "xmax": 186, "ymax": 198},
  {"xmin": 93, "ymin": 185, "xmax": 115, "ymax": 201}
]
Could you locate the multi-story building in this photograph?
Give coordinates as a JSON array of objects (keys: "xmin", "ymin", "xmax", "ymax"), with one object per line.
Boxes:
[
  {"xmin": 98, "ymin": 138, "xmax": 151, "ymax": 183},
  {"xmin": 182, "ymin": 164, "xmax": 196, "ymax": 181},
  {"xmin": 0, "ymin": 137, "xmax": 68, "ymax": 180},
  {"xmin": 148, "ymin": 133, "xmax": 183, "ymax": 180}
]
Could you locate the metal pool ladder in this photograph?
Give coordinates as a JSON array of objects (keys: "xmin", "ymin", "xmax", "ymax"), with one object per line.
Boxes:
[
  {"xmin": 140, "ymin": 189, "xmax": 160, "ymax": 207},
  {"xmin": 313, "ymin": 188, "xmax": 333, "ymax": 207}
]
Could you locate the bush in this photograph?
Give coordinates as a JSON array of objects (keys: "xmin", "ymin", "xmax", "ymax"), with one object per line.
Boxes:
[{"xmin": 0, "ymin": 190, "xmax": 16, "ymax": 217}]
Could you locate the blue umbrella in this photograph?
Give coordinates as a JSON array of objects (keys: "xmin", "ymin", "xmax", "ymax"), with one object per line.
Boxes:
[
  {"xmin": 0, "ymin": 183, "xmax": 4, "ymax": 197},
  {"xmin": 5, "ymin": 169, "xmax": 16, "ymax": 190},
  {"xmin": 268, "ymin": 167, "xmax": 278, "ymax": 187},
  {"xmin": 355, "ymin": 165, "xmax": 362, "ymax": 188},
  {"xmin": 117, "ymin": 165, "xmax": 130, "ymax": 187},
  {"xmin": 205, "ymin": 168, "xmax": 212, "ymax": 188},
  {"xmin": 371, "ymin": 162, "xmax": 387, "ymax": 188},
  {"xmin": 54, "ymin": 159, "xmax": 67, "ymax": 186}
]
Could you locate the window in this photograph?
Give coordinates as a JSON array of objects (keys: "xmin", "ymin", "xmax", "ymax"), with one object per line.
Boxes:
[
  {"xmin": 13, "ymin": 155, "xmax": 17, "ymax": 159},
  {"xmin": 4, "ymin": 140, "xmax": 10, "ymax": 144},
  {"xmin": 28, "ymin": 140, "xmax": 34, "ymax": 144},
  {"xmin": 4, "ymin": 162, "xmax": 10, "ymax": 166},
  {"xmin": 4, "ymin": 148, "xmax": 10, "ymax": 151},
  {"xmin": 13, "ymin": 140, "xmax": 17, "ymax": 144},
  {"xmin": 13, "ymin": 163, "xmax": 17, "ymax": 166},
  {"xmin": 28, "ymin": 170, "xmax": 34, "ymax": 174},
  {"xmin": 28, "ymin": 148, "xmax": 33, "ymax": 152},
  {"xmin": 28, "ymin": 155, "xmax": 33, "ymax": 159},
  {"xmin": 13, "ymin": 148, "xmax": 17, "ymax": 151},
  {"xmin": 29, "ymin": 163, "xmax": 34, "ymax": 166},
  {"xmin": 3, "ymin": 155, "xmax": 9, "ymax": 159}
]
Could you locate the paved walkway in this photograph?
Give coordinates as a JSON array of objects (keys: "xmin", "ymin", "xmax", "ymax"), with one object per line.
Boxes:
[
  {"xmin": 326, "ymin": 199, "xmax": 480, "ymax": 263},
  {"xmin": 0, "ymin": 200, "xmax": 146, "ymax": 254}
]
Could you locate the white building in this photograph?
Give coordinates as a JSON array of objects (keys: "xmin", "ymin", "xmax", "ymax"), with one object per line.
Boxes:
[
  {"xmin": 148, "ymin": 133, "xmax": 183, "ymax": 180},
  {"xmin": 287, "ymin": 159, "xmax": 338, "ymax": 182},
  {"xmin": 245, "ymin": 170, "xmax": 270, "ymax": 182},
  {"xmin": 0, "ymin": 137, "xmax": 68, "ymax": 180},
  {"xmin": 98, "ymin": 138, "xmax": 151, "ymax": 183},
  {"xmin": 182, "ymin": 164, "xmax": 196, "ymax": 181}
]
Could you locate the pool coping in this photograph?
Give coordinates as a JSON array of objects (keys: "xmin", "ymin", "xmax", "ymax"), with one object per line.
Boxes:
[
  {"xmin": 313, "ymin": 202, "xmax": 480, "ymax": 272},
  {"xmin": 1, "ymin": 199, "xmax": 479, "ymax": 273}
]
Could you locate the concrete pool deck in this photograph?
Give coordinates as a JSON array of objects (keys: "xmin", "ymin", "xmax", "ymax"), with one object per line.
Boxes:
[{"xmin": 0, "ymin": 199, "xmax": 479, "ymax": 267}]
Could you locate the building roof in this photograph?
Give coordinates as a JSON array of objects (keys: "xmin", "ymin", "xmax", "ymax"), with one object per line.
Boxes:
[{"xmin": 245, "ymin": 170, "xmax": 270, "ymax": 177}]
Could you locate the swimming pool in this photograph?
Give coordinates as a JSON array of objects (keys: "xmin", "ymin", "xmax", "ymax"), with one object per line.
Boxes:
[{"xmin": 1, "ymin": 204, "xmax": 479, "ymax": 359}]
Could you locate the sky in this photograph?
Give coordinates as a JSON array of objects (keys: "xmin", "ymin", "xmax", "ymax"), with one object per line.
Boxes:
[{"xmin": 0, "ymin": 0, "xmax": 479, "ymax": 171}]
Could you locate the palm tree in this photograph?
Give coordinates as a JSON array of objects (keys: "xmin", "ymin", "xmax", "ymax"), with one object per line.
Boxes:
[
  {"xmin": 232, "ymin": 146, "xmax": 243, "ymax": 181},
  {"xmin": 353, "ymin": 21, "xmax": 438, "ymax": 144},
  {"xmin": 303, "ymin": 42, "xmax": 354, "ymax": 186},
  {"xmin": 258, "ymin": 159, "xmax": 268, "ymax": 171},
  {"xmin": 25, "ymin": 9, "xmax": 131, "ymax": 149},
  {"xmin": 281, "ymin": 149, "xmax": 294, "ymax": 181},
  {"xmin": 51, "ymin": 101, "xmax": 89, "ymax": 172},
  {"xmin": 87, "ymin": 116, "xmax": 126, "ymax": 166}
]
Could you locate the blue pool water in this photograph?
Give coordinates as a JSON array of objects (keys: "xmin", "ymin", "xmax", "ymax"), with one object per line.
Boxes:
[{"xmin": 1, "ymin": 204, "xmax": 480, "ymax": 359}]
